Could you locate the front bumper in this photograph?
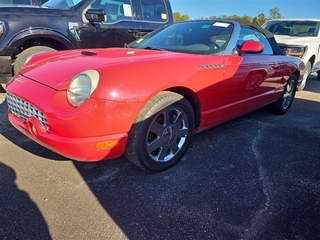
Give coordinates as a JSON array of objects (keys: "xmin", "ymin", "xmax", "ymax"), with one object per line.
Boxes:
[
  {"xmin": 8, "ymin": 113, "xmax": 128, "ymax": 161},
  {"xmin": 5, "ymin": 75, "xmax": 138, "ymax": 162}
]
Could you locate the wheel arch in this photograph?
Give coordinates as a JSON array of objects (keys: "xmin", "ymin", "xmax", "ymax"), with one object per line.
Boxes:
[
  {"xmin": 164, "ymin": 87, "xmax": 201, "ymax": 128},
  {"xmin": 293, "ymin": 69, "xmax": 300, "ymax": 83},
  {"xmin": 8, "ymin": 29, "xmax": 74, "ymax": 57},
  {"xmin": 307, "ymin": 55, "xmax": 315, "ymax": 68}
]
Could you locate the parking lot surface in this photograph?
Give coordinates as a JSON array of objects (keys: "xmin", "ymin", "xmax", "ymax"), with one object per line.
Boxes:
[{"xmin": 0, "ymin": 75, "xmax": 319, "ymax": 239}]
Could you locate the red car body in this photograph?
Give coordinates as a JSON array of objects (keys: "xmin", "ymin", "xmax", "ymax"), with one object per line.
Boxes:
[{"xmin": 6, "ymin": 20, "xmax": 305, "ymax": 171}]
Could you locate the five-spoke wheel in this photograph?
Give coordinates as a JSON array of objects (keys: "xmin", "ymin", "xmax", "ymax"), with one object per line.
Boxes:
[
  {"xmin": 125, "ymin": 91, "xmax": 195, "ymax": 172},
  {"xmin": 270, "ymin": 74, "xmax": 298, "ymax": 114}
]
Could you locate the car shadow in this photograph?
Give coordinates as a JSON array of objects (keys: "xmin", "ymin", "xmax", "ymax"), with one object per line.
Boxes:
[
  {"xmin": 0, "ymin": 162, "xmax": 51, "ymax": 239},
  {"xmin": 71, "ymin": 95, "xmax": 320, "ymax": 239},
  {"xmin": 0, "ymin": 96, "xmax": 71, "ymax": 161},
  {"xmin": 69, "ymin": 71, "xmax": 319, "ymax": 239}
]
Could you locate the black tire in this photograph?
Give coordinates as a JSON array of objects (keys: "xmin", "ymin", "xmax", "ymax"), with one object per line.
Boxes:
[
  {"xmin": 317, "ymin": 71, "xmax": 320, "ymax": 80},
  {"xmin": 125, "ymin": 91, "xmax": 195, "ymax": 172},
  {"xmin": 270, "ymin": 74, "xmax": 297, "ymax": 115},
  {"xmin": 14, "ymin": 46, "xmax": 56, "ymax": 74},
  {"xmin": 0, "ymin": 83, "xmax": 6, "ymax": 93},
  {"xmin": 297, "ymin": 61, "xmax": 311, "ymax": 91}
]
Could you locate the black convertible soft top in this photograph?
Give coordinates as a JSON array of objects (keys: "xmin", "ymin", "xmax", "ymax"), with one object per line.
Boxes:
[{"xmin": 234, "ymin": 19, "xmax": 285, "ymax": 55}]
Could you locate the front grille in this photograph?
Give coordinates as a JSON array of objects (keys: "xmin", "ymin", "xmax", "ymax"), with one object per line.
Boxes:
[{"xmin": 6, "ymin": 93, "xmax": 49, "ymax": 131}]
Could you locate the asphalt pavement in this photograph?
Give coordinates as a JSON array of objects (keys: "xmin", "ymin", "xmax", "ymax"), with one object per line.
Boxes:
[{"xmin": 0, "ymin": 75, "xmax": 319, "ymax": 239}]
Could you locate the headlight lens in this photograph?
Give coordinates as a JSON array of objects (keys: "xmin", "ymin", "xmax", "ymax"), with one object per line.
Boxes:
[
  {"xmin": 283, "ymin": 46, "xmax": 307, "ymax": 58},
  {"xmin": 67, "ymin": 70, "xmax": 100, "ymax": 107}
]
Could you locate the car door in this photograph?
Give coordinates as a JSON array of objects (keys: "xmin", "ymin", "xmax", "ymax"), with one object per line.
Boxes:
[
  {"xmin": 78, "ymin": 0, "xmax": 142, "ymax": 48},
  {"xmin": 227, "ymin": 27, "xmax": 284, "ymax": 105},
  {"xmin": 77, "ymin": 0, "xmax": 172, "ymax": 48},
  {"xmin": 216, "ymin": 27, "xmax": 284, "ymax": 121}
]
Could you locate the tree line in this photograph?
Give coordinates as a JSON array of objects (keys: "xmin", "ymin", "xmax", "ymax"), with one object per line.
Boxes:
[{"xmin": 174, "ymin": 7, "xmax": 283, "ymax": 26}]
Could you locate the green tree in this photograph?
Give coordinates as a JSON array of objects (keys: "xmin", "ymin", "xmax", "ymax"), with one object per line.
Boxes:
[
  {"xmin": 207, "ymin": 15, "xmax": 253, "ymax": 22},
  {"xmin": 208, "ymin": 15, "xmax": 228, "ymax": 19},
  {"xmin": 269, "ymin": 7, "xmax": 283, "ymax": 19},
  {"xmin": 242, "ymin": 15, "xmax": 253, "ymax": 23},
  {"xmin": 173, "ymin": 6, "xmax": 282, "ymax": 26},
  {"xmin": 173, "ymin": 12, "xmax": 190, "ymax": 22},
  {"xmin": 253, "ymin": 13, "xmax": 267, "ymax": 25}
]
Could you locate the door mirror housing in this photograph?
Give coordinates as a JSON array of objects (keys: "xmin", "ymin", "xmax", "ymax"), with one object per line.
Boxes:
[
  {"xmin": 85, "ymin": 9, "xmax": 106, "ymax": 23},
  {"xmin": 240, "ymin": 41, "xmax": 264, "ymax": 54}
]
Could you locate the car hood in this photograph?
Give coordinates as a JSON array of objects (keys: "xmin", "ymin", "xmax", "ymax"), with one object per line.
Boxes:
[
  {"xmin": 274, "ymin": 35, "xmax": 316, "ymax": 46},
  {"xmin": 19, "ymin": 48, "xmax": 185, "ymax": 90}
]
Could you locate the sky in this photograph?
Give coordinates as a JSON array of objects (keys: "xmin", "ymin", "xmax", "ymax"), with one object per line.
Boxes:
[{"xmin": 170, "ymin": 0, "xmax": 320, "ymax": 20}]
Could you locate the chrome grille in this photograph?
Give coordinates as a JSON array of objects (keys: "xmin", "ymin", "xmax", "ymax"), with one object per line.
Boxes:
[{"xmin": 6, "ymin": 93, "xmax": 49, "ymax": 131}]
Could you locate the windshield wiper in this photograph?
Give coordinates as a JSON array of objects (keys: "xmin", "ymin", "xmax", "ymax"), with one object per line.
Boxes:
[{"xmin": 144, "ymin": 46, "xmax": 164, "ymax": 51}]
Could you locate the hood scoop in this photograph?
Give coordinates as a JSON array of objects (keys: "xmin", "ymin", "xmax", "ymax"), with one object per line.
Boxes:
[{"xmin": 81, "ymin": 51, "xmax": 97, "ymax": 56}]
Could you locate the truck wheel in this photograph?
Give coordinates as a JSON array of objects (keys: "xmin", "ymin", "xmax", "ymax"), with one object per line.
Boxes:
[
  {"xmin": 125, "ymin": 91, "xmax": 195, "ymax": 172},
  {"xmin": 14, "ymin": 46, "xmax": 56, "ymax": 74},
  {"xmin": 297, "ymin": 61, "xmax": 311, "ymax": 91}
]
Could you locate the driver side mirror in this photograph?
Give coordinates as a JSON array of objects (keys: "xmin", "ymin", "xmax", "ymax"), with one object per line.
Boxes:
[
  {"xmin": 85, "ymin": 9, "xmax": 106, "ymax": 23},
  {"xmin": 239, "ymin": 41, "xmax": 264, "ymax": 54}
]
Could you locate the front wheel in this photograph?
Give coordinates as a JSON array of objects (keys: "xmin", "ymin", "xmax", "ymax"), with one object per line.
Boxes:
[
  {"xmin": 125, "ymin": 91, "xmax": 195, "ymax": 172},
  {"xmin": 14, "ymin": 46, "xmax": 56, "ymax": 74},
  {"xmin": 270, "ymin": 74, "xmax": 298, "ymax": 115}
]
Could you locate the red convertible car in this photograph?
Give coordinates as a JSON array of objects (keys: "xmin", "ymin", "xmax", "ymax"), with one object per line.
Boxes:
[{"xmin": 6, "ymin": 20, "xmax": 304, "ymax": 172}]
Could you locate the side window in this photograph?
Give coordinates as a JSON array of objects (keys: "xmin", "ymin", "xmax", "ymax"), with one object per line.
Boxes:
[
  {"xmin": 141, "ymin": 0, "xmax": 168, "ymax": 22},
  {"xmin": 238, "ymin": 28, "xmax": 274, "ymax": 55},
  {"xmin": 91, "ymin": 0, "xmax": 134, "ymax": 23}
]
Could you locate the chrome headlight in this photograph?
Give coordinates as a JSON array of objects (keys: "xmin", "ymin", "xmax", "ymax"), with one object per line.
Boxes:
[{"xmin": 67, "ymin": 70, "xmax": 100, "ymax": 107}]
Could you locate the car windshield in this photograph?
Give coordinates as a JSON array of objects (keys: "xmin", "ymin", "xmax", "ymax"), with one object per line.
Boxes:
[
  {"xmin": 127, "ymin": 21, "xmax": 234, "ymax": 55},
  {"xmin": 262, "ymin": 20, "xmax": 320, "ymax": 37},
  {"xmin": 43, "ymin": 0, "xmax": 82, "ymax": 9}
]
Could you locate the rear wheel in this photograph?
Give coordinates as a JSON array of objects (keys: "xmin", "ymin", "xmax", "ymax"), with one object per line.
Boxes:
[
  {"xmin": 125, "ymin": 91, "xmax": 195, "ymax": 172},
  {"xmin": 270, "ymin": 74, "xmax": 297, "ymax": 115},
  {"xmin": 297, "ymin": 61, "xmax": 311, "ymax": 91},
  {"xmin": 14, "ymin": 46, "xmax": 56, "ymax": 74}
]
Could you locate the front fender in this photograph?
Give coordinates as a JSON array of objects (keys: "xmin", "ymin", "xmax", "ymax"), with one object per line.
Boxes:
[{"xmin": 7, "ymin": 28, "xmax": 75, "ymax": 49}]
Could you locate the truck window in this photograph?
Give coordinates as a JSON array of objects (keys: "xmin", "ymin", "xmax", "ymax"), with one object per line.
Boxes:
[
  {"xmin": 263, "ymin": 21, "xmax": 319, "ymax": 37},
  {"xmin": 141, "ymin": 0, "xmax": 168, "ymax": 22},
  {"xmin": 91, "ymin": 0, "xmax": 133, "ymax": 23}
]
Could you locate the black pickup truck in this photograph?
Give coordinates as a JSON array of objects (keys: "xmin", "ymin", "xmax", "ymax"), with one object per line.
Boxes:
[
  {"xmin": 0, "ymin": 0, "xmax": 173, "ymax": 83},
  {"xmin": 0, "ymin": 0, "xmax": 46, "ymax": 5}
]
